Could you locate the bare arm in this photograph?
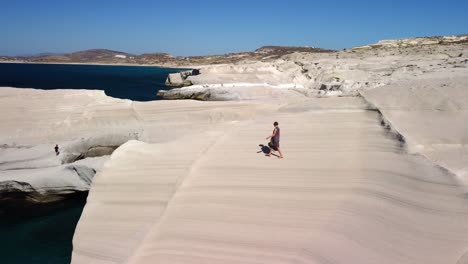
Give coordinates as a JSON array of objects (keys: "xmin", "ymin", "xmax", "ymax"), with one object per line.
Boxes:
[{"xmin": 266, "ymin": 128, "xmax": 277, "ymax": 140}]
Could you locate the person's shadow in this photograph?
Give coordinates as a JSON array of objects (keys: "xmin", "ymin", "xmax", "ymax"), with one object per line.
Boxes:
[{"xmin": 257, "ymin": 144, "xmax": 280, "ymax": 157}]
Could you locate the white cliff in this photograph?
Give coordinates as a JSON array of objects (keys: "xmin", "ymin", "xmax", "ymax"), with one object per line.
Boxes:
[
  {"xmin": 159, "ymin": 35, "xmax": 467, "ymax": 99},
  {"xmin": 1, "ymin": 35, "xmax": 468, "ymax": 264},
  {"xmin": 73, "ymin": 36, "xmax": 468, "ymax": 264},
  {"xmin": 158, "ymin": 35, "xmax": 468, "ymax": 185},
  {"xmin": 73, "ymin": 97, "xmax": 468, "ymax": 264},
  {"xmin": 0, "ymin": 88, "xmax": 271, "ymax": 200}
]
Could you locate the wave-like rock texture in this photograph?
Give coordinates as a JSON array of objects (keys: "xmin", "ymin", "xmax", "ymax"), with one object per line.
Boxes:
[
  {"xmin": 72, "ymin": 97, "xmax": 468, "ymax": 264},
  {"xmin": 1, "ymin": 35, "xmax": 467, "ymax": 262},
  {"xmin": 0, "ymin": 88, "xmax": 140, "ymax": 200},
  {"xmin": 158, "ymin": 35, "xmax": 468, "ymax": 187},
  {"xmin": 361, "ymin": 74, "xmax": 468, "ymax": 190},
  {"xmin": 0, "ymin": 87, "xmax": 272, "ymax": 200}
]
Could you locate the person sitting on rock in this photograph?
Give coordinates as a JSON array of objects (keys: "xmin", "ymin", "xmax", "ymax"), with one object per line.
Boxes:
[{"xmin": 266, "ymin": 121, "xmax": 283, "ymax": 159}]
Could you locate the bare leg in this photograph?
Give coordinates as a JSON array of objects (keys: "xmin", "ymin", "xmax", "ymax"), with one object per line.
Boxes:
[{"xmin": 277, "ymin": 148, "xmax": 284, "ymax": 158}]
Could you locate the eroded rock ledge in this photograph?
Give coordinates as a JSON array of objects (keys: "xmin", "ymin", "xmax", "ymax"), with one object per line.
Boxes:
[
  {"xmin": 0, "ymin": 138, "xmax": 123, "ymax": 203},
  {"xmin": 165, "ymin": 69, "xmax": 200, "ymax": 87},
  {"xmin": 0, "ymin": 87, "xmax": 273, "ymax": 203}
]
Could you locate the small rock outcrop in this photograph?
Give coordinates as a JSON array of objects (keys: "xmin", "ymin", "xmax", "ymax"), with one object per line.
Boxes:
[
  {"xmin": 0, "ymin": 181, "xmax": 35, "ymax": 194},
  {"xmin": 165, "ymin": 69, "xmax": 199, "ymax": 87},
  {"xmin": 157, "ymin": 88, "xmax": 215, "ymax": 101}
]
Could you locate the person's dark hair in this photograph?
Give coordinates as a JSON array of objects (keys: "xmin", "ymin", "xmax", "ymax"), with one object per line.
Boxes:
[{"xmin": 274, "ymin": 121, "xmax": 278, "ymax": 126}]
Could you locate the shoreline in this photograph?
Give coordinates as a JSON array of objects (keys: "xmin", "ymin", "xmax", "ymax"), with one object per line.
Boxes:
[{"xmin": 0, "ymin": 60, "xmax": 191, "ymax": 69}]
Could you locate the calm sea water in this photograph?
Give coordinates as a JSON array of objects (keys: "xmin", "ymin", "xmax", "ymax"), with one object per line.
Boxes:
[
  {"xmin": 0, "ymin": 63, "xmax": 186, "ymax": 264},
  {"xmin": 0, "ymin": 194, "xmax": 87, "ymax": 264},
  {"xmin": 0, "ymin": 63, "xmax": 187, "ymax": 101}
]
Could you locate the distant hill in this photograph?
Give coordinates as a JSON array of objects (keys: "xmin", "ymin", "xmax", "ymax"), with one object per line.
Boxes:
[
  {"xmin": 25, "ymin": 49, "xmax": 136, "ymax": 63},
  {"xmin": 68, "ymin": 49, "xmax": 132, "ymax": 61},
  {"xmin": 255, "ymin": 46, "xmax": 334, "ymax": 55},
  {"xmin": 176, "ymin": 46, "xmax": 335, "ymax": 65},
  {"xmin": 0, "ymin": 46, "xmax": 336, "ymax": 66},
  {"xmin": 33, "ymin": 52, "xmax": 65, "ymax": 57},
  {"xmin": 2, "ymin": 35, "xmax": 468, "ymax": 66}
]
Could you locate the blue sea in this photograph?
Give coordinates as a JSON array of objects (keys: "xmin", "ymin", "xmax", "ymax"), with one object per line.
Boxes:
[
  {"xmin": 0, "ymin": 195, "xmax": 87, "ymax": 264},
  {"xmin": 0, "ymin": 63, "xmax": 186, "ymax": 264},
  {"xmin": 0, "ymin": 63, "xmax": 187, "ymax": 101}
]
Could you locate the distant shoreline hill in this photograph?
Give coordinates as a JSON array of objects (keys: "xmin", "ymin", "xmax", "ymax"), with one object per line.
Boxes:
[
  {"xmin": 1, "ymin": 34, "xmax": 467, "ymax": 66},
  {"xmin": 0, "ymin": 46, "xmax": 334, "ymax": 66}
]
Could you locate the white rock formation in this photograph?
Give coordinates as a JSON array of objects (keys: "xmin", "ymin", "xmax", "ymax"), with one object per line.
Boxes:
[
  {"xmin": 0, "ymin": 88, "xmax": 271, "ymax": 200},
  {"xmin": 1, "ymin": 34, "xmax": 468, "ymax": 263},
  {"xmin": 158, "ymin": 35, "xmax": 468, "ymax": 185},
  {"xmin": 158, "ymin": 35, "xmax": 467, "ymax": 100},
  {"xmin": 165, "ymin": 70, "xmax": 196, "ymax": 87},
  {"xmin": 356, "ymin": 35, "xmax": 468, "ymax": 49},
  {"xmin": 361, "ymin": 74, "xmax": 468, "ymax": 190},
  {"xmin": 72, "ymin": 97, "xmax": 468, "ymax": 264}
]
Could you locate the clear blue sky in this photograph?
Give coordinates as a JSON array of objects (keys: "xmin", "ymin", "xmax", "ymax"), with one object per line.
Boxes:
[{"xmin": 2, "ymin": 0, "xmax": 467, "ymax": 56}]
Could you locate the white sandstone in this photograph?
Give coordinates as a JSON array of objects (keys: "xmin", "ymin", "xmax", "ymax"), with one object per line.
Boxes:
[{"xmin": 1, "ymin": 35, "xmax": 467, "ymax": 264}]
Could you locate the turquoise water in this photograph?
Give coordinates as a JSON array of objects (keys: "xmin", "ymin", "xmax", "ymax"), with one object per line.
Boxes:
[
  {"xmin": 0, "ymin": 63, "xmax": 186, "ymax": 101},
  {"xmin": 0, "ymin": 194, "xmax": 88, "ymax": 264}
]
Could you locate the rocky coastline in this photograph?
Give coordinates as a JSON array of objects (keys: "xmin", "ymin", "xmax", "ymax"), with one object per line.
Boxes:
[{"xmin": 1, "ymin": 34, "xmax": 468, "ymax": 264}]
